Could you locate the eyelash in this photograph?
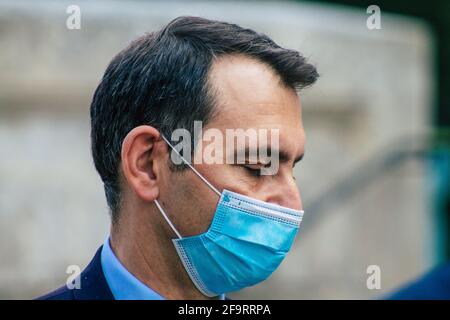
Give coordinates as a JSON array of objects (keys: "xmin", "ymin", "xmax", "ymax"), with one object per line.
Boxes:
[
  {"xmin": 244, "ymin": 165, "xmax": 298, "ymax": 180},
  {"xmin": 244, "ymin": 166, "xmax": 262, "ymax": 177}
]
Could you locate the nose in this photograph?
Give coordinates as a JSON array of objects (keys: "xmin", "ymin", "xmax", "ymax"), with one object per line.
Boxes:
[{"xmin": 265, "ymin": 175, "xmax": 303, "ymax": 211}]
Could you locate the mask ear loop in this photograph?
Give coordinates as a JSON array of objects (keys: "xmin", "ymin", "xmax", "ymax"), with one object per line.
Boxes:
[
  {"xmin": 153, "ymin": 134, "xmax": 222, "ymax": 240},
  {"xmin": 160, "ymin": 134, "xmax": 222, "ymax": 197},
  {"xmin": 154, "ymin": 199, "xmax": 183, "ymax": 239}
]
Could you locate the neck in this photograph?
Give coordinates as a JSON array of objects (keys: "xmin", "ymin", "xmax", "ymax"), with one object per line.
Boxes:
[{"xmin": 109, "ymin": 207, "xmax": 219, "ymax": 300}]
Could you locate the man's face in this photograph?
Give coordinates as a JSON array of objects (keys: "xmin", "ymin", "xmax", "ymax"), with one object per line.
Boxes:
[{"xmin": 160, "ymin": 55, "xmax": 305, "ymax": 237}]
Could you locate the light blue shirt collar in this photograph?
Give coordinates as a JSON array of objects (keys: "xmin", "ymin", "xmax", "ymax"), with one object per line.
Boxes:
[
  {"xmin": 100, "ymin": 237, "xmax": 225, "ymax": 300},
  {"xmin": 101, "ymin": 237, "xmax": 164, "ymax": 300}
]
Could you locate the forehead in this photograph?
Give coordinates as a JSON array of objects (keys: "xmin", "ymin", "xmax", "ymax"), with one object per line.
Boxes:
[{"xmin": 206, "ymin": 54, "xmax": 305, "ymax": 144}]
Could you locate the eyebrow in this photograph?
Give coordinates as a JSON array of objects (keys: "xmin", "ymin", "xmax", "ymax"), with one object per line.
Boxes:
[{"xmin": 234, "ymin": 147, "xmax": 304, "ymax": 165}]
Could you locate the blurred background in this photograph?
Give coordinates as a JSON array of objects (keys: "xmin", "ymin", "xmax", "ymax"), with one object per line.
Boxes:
[{"xmin": 0, "ymin": 0, "xmax": 449, "ymax": 299}]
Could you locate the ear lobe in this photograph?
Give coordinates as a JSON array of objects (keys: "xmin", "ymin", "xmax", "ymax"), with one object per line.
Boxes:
[{"xmin": 120, "ymin": 125, "xmax": 161, "ymax": 202}]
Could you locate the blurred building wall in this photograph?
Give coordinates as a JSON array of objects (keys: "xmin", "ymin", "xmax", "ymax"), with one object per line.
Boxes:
[{"xmin": 0, "ymin": 0, "xmax": 435, "ymax": 299}]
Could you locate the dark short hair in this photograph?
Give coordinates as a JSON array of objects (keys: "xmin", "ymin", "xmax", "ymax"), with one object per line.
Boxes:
[{"xmin": 90, "ymin": 16, "xmax": 318, "ymax": 223}]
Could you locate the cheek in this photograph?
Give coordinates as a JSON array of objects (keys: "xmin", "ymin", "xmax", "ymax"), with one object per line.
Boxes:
[
  {"xmin": 207, "ymin": 164, "xmax": 254, "ymax": 196},
  {"xmin": 183, "ymin": 193, "xmax": 219, "ymax": 236},
  {"xmin": 166, "ymin": 170, "xmax": 220, "ymax": 236}
]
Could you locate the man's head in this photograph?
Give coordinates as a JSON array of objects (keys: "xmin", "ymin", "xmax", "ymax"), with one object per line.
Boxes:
[{"xmin": 90, "ymin": 16, "xmax": 318, "ymax": 237}]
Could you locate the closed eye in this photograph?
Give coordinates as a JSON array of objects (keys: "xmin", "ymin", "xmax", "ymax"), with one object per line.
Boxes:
[
  {"xmin": 243, "ymin": 161, "xmax": 272, "ymax": 177},
  {"xmin": 244, "ymin": 165, "xmax": 262, "ymax": 177}
]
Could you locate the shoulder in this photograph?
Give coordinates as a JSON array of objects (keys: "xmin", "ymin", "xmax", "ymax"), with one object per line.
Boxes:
[
  {"xmin": 36, "ymin": 285, "xmax": 75, "ymax": 300},
  {"xmin": 36, "ymin": 246, "xmax": 114, "ymax": 300}
]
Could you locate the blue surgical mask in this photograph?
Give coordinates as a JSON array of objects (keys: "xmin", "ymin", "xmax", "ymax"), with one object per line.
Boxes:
[{"xmin": 154, "ymin": 135, "xmax": 304, "ymax": 297}]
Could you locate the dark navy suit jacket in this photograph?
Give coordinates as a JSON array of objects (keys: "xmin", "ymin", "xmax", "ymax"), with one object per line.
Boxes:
[
  {"xmin": 38, "ymin": 246, "xmax": 114, "ymax": 300},
  {"xmin": 38, "ymin": 246, "xmax": 231, "ymax": 300},
  {"xmin": 388, "ymin": 262, "xmax": 450, "ymax": 300}
]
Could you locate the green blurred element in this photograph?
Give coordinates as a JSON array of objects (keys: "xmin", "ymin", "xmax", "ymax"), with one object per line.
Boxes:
[
  {"xmin": 429, "ymin": 128, "xmax": 450, "ymax": 261},
  {"xmin": 429, "ymin": 147, "xmax": 450, "ymax": 262}
]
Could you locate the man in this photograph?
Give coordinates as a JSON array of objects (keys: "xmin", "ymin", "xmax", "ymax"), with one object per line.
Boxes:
[{"xmin": 39, "ymin": 16, "xmax": 318, "ymax": 300}]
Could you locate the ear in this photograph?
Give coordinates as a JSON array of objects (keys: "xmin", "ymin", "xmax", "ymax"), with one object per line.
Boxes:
[{"xmin": 120, "ymin": 125, "xmax": 164, "ymax": 202}]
